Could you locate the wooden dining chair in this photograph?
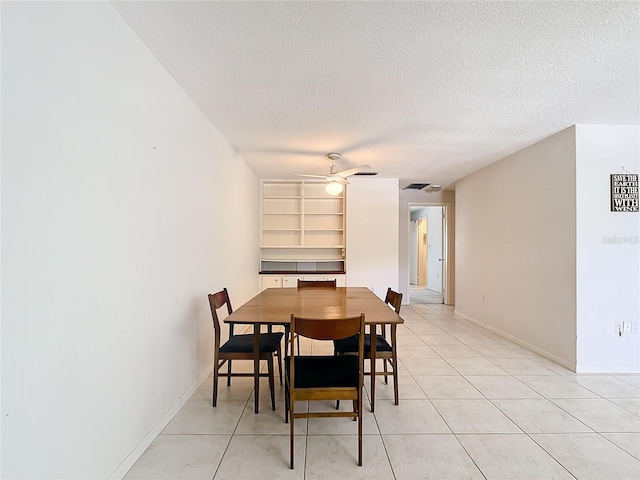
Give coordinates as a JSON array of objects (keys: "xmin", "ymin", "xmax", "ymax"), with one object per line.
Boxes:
[
  {"xmin": 284, "ymin": 279, "xmax": 338, "ymax": 357},
  {"xmin": 208, "ymin": 288, "xmax": 283, "ymax": 410},
  {"xmin": 285, "ymin": 313, "xmax": 365, "ymax": 468},
  {"xmin": 333, "ymin": 287, "xmax": 402, "ymax": 412}
]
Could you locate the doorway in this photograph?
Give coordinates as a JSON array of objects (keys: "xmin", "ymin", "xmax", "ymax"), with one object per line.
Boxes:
[{"xmin": 409, "ymin": 205, "xmax": 445, "ymax": 304}]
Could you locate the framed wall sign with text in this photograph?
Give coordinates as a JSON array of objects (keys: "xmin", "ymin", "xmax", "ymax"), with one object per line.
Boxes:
[{"xmin": 610, "ymin": 173, "xmax": 639, "ymax": 212}]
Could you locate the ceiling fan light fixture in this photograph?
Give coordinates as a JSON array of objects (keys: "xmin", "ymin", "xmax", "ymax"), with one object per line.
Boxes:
[{"xmin": 325, "ymin": 181, "xmax": 344, "ymax": 196}]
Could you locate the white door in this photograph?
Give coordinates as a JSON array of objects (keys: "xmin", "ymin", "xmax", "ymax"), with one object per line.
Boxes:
[{"xmin": 409, "ymin": 220, "xmax": 418, "ymax": 285}]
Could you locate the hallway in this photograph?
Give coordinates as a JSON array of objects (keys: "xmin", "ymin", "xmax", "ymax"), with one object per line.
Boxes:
[{"xmin": 409, "ymin": 286, "xmax": 443, "ymax": 304}]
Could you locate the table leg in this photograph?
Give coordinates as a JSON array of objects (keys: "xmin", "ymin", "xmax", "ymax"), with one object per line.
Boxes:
[
  {"xmin": 370, "ymin": 324, "xmax": 377, "ymax": 413},
  {"xmin": 391, "ymin": 324, "xmax": 399, "ymax": 405},
  {"xmin": 253, "ymin": 323, "xmax": 260, "ymax": 414}
]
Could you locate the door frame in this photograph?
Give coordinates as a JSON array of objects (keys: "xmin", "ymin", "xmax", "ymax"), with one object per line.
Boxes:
[{"xmin": 407, "ymin": 202, "xmax": 450, "ymax": 305}]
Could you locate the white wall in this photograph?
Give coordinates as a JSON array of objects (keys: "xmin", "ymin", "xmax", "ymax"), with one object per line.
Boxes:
[
  {"xmin": 575, "ymin": 125, "xmax": 640, "ymax": 372},
  {"xmin": 455, "ymin": 128, "xmax": 577, "ymax": 369},
  {"xmin": 346, "ymin": 178, "xmax": 399, "ymax": 298},
  {"xmin": 400, "ymin": 190, "xmax": 455, "ymax": 305},
  {"xmin": 1, "ymin": 3, "xmax": 259, "ymax": 478}
]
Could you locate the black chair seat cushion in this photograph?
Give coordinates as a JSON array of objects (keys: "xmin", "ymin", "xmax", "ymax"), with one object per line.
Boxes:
[
  {"xmin": 333, "ymin": 333, "xmax": 392, "ymax": 354},
  {"xmin": 286, "ymin": 355, "xmax": 359, "ymax": 389},
  {"xmin": 219, "ymin": 332, "xmax": 284, "ymax": 353}
]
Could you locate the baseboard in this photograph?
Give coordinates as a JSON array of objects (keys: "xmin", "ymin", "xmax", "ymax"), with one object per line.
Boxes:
[
  {"xmin": 575, "ymin": 364, "xmax": 640, "ymax": 374},
  {"xmin": 107, "ymin": 365, "xmax": 213, "ymax": 479},
  {"xmin": 453, "ymin": 310, "xmax": 576, "ymax": 372}
]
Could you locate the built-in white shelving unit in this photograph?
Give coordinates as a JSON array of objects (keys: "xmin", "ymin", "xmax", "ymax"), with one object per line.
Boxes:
[{"xmin": 260, "ymin": 180, "xmax": 346, "ymax": 288}]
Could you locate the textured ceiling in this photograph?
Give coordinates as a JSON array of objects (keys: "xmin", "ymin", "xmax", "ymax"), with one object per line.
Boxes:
[{"xmin": 113, "ymin": 1, "xmax": 639, "ymax": 189}]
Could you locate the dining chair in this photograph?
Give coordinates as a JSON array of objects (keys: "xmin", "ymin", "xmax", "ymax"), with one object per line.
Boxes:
[
  {"xmin": 333, "ymin": 287, "xmax": 402, "ymax": 412},
  {"xmin": 208, "ymin": 288, "xmax": 283, "ymax": 410},
  {"xmin": 284, "ymin": 279, "xmax": 338, "ymax": 357},
  {"xmin": 284, "ymin": 313, "xmax": 365, "ymax": 468}
]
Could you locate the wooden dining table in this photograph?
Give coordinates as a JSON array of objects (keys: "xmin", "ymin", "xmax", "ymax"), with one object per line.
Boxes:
[{"xmin": 224, "ymin": 286, "xmax": 404, "ymax": 413}]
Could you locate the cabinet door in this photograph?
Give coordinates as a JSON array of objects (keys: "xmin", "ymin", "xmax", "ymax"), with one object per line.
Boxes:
[
  {"xmin": 333, "ymin": 275, "xmax": 346, "ymax": 287},
  {"xmin": 261, "ymin": 276, "xmax": 282, "ymax": 290},
  {"xmin": 282, "ymin": 276, "xmax": 301, "ymax": 288}
]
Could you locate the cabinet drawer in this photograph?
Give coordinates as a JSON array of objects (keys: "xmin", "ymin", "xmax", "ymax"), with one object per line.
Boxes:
[{"xmin": 261, "ymin": 276, "xmax": 282, "ymax": 290}]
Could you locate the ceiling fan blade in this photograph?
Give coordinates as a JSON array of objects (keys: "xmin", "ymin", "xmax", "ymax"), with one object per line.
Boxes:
[
  {"xmin": 336, "ymin": 165, "xmax": 371, "ymax": 178},
  {"xmin": 292, "ymin": 173, "xmax": 327, "ymax": 179}
]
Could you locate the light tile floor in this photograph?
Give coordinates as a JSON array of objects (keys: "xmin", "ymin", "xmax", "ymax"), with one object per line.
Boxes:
[
  {"xmin": 125, "ymin": 304, "xmax": 640, "ymax": 480},
  {"xmin": 409, "ymin": 286, "xmax": 443, "ymax": 304}
]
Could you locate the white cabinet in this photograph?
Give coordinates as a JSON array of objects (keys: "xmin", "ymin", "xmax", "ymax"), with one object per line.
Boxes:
[
  {"xmin": 260, "ymin": 180, "xmax": 346, "ymax": 281},
  {"xmin": 261, "ymin": 276, "xmax": 282, "ymax": 289}
]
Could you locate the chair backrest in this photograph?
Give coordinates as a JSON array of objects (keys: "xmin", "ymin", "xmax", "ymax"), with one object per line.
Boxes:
[
  {"xmin": 384, "ymin": 288, "xmax": 403, "ymax": 314},
  {"xmin": 297, "ymin": 279, "xmax": 337, "ymax": 289},
  {"xmin": 290, "ymin": 313, "xmax": 365, "ymax": 343},
  {"xmin": 208, "ymin": 288, "xmax": 233, "ymax": 344}
]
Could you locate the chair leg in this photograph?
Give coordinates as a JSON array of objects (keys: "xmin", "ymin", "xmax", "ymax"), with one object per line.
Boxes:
[
  {"xmin": 383, "ymin": 358, "xmax": 389, "ymax": 384},
  {"xmin": 393, "ymin": 363, "xmax": 399, "ymax": 405},
  {"xmin": 227, "ymin": 359, "xmax": 232, "ymax": 387},
  {"xmin": 369, "ymin": 359, "xmax": 376, "ymax": 413},
  {"xmin": 357, "ymin": 395, "xmax": 363, "ymax": 466},
  {"xmin": 284, "ymin": 378, "xmax": 289, "ymax": 423},
  {"xmin": 212, "ymin": 359, "xmax": 219, "ymax": 407},
  {"xmin": 335, "ymin": 350, "xmax": 341, "ymax": 410},
  {"xmin": 268, "ymin": 354, "xmax": 276, "ymax": 411},
  {"xmin": 276, "ymin": 343, "xmax": 283, "ymax": 385},
  {"xmin": 289, "ymin": 394, "xmax": 295, "ymax": 469},
  {"xmin": 268, "ymin": 323, "xmax": 284, "ymax": 381},
  {"xmin": 283, "ymin": 325, "xmax": 289, "ymax": 357}
]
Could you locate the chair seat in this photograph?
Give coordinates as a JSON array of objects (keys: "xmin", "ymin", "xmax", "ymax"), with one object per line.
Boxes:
[
  {"xmin": 219, "ymin": 332, "xmax": 284, "ymax": 354},
  {"xmin": 286, "ymin": 355, "xmax": 359, "ymax": 389},
  {"xmin": 334, "ymin": 333, "xmax": 392, "ymax": 354}
]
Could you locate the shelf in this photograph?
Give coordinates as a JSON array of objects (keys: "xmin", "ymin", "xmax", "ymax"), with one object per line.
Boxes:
[
  {"xmin": 261, "ymin": 180, "xmax": 345, "ymax": 274},
  {"xmin": 260, "ymin": 270, "xmax": 345, "ymax": 275},
  {"xmin": 261, "ymin": 245, "xmax": 345, "ymax": 249},
  {"xmin": 263, "ymin": 196, "xmax": 302, "ymax": 200},
  {"xmin": 261, "ymin": 258, "xmax": 343, "ymax": 262},
  {"xmin": 260, "ymin": 259, "xmax": 345, "ymax": 274},
  {"xmin": 304, "ymin": 196, "xmax": 344, "ymax": 200}
]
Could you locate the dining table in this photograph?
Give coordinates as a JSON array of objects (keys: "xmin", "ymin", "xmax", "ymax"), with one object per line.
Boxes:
[{"xmin": 224, "ymin": 286, "xmax": 404, "ymax": 413}]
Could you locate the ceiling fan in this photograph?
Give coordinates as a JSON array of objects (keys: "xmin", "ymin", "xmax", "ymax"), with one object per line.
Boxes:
[{"xmin": 296, "ymin": 153, "xmax": 371, "ymax": 195}]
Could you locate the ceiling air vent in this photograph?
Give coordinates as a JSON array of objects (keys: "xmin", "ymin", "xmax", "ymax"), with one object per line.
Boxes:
[
  {"xmin": 402, "ymin": 183, "xmax": 431, "ymax": 190},
  {"xmin": 353, "ymin": 171, "xmax": 378, "ymax": 176}
]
